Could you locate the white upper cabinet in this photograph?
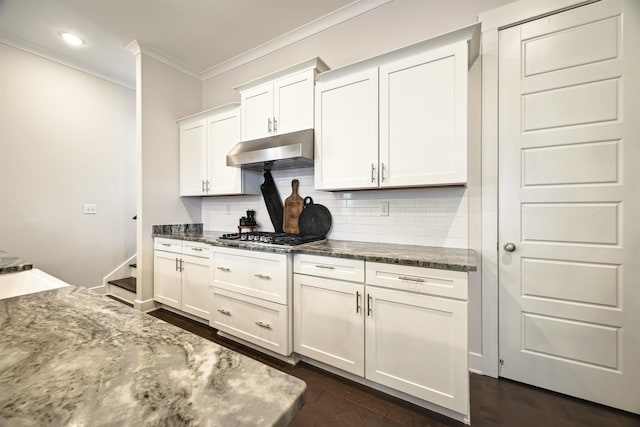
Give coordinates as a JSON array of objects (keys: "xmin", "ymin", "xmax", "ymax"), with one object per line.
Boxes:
[
  {"xmin": 315, "ymin": 24, "xmax": 479, "ymax": 191},
  {"xmin": 236, "ymin": 58, "xmax": 329, "ymax": 141},
  {"xmin": 178, "ymin": 103, "xmax": 260, "ymax": 196},
  {"xmin": 315, "ymin": 68, "xmax": 379, "ymax": 190}
]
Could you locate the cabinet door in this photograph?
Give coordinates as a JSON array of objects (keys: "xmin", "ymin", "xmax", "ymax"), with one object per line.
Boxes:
[
  {"xmin": 294, "ymin": 275, "xmax": 365, "ymax": 376},
  {"xmin": 181, "ymin": 254, "xmax": 211, "ymax": 319},
  {"xmin": 153, "ymin": 250, "xmax": 182, "ymax": 309},
  {"xmin": 314, "ymin": 69, "xmax": 379, "ymax": 190},
  {"xmin": 240, "ymin": 83, "xmax": 273, "ymax": 141},
  {"xmin": 273, "ymin": 69, "xmax": 315, "ymax": 135},
  {"xmin": 379, "ymin": 43, "xmax": 468, "ymax": 187},
  {"xmin": 179, "ymin": 120, "xmax": 207, "ymax": 195},
  {"xmin": 365, "ymin": 286, "xmax": 468, "ymax": 415},
  {"xmin": 207, "ymin": 109, "xmax": 243, "ymax": 195}
]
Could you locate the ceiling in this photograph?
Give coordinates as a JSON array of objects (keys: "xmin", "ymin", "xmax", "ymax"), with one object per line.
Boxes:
[{"xmin": 0, "ymin": 0, "xmax": 358, "ymax": 88}]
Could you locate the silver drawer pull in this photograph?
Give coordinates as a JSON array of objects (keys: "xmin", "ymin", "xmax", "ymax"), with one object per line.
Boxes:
[
  {"xmin": 254, "ymin": 273, "xmax": 271, "ymax": 279},
  {"xmin": 191, "ymin": 247, "xmax": 203, "ymax": 252},
  {"xmin": 217, "ymin": 308, "xmax": 231, "ymax": 316},
  {"xmin": 217, "ymin": 267, "xmax": 230, "ymax": 272},
  {"xmin": 315, "ymin": 265, "xmax": 335, "ymax": 270},
  {"xmin": 398, "ymin": 276, "xmax": 425, "ymax": 283},
  {"xmin": 161, "ymin": 243, "xmax": 171, "ymax": 247},
  {"xmin": 255, "ymin": 321, "xmax": 271, "ymax": 330}
]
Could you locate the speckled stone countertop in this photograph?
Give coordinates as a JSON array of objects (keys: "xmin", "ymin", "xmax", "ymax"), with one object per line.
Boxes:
[
  {"xmin": 294, "ymin": 240, "xmax": 477, "ymax": 272},
  {"xmin": 0, "ymin": 286, "xmax": 306, "ymax": 426},
  {"xmin": 152, "ymin": 230, "xmax": 477, "ymax": 272},
  {"xmin": 0, "ymin": 250, "xmax": 33, "ymax": 275}
]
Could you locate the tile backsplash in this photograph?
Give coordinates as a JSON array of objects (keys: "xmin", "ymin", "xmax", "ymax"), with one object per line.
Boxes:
[{"xmin": 202, "ymin": 168, "xmax": 468, "ymax": 248}]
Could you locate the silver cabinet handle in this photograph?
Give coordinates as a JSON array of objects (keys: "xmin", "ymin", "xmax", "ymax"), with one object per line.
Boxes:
[
  {"xmin": 367, "ymin": 293, "xmax": 372, "ymax": 316},
  {"xmin": 371, "ymin": 163, "xmax": 376, "ymax": 182},
  {"xmin": 267, "ymin": 118, "xmax": 272, "ymax": 133},
  {"xmin": 273, "ymin": 117, "xmax": 278, "ymax": 132},
  {"xmin": 356, "ymin": 291, "xmax": 361, "ymax": 314},
  {"xmin": 179, "ymin": 259, "xmax": 184, "ymax": 272},
  {"xmin": 217, "ymin": 266, "xmax": 230, "ymax": 272},
  {"xmin": 161, "ymin": 243, "xmax": 171, "ymax": 247},
  {"xmin": 315, "ymin": 265, "xmax": 335, "ymax": 270},
  {"xmin": 205, "ymin": 180, "xmax": 210, "ymax": 192},
  {"xmin": 201, "ymin": 179, "xmax": 206, "ymax": 193},
  {"xmin": 217, "ymin": 308, "xmax": 231, "ymax": 316},
  {"xmin": 503, "ymin": 242, "xmax": 516, "ymax": 252},
  {"xmin": 191, "ymin": 247, "xmax": 203, "ymax": 252},
  {"xmin": 381, "ymin": 163, "xmax": 386, "ymax": 182},
  {"xmin": 398, "ymin": 276, "xmax": 425, "ymax": 283},
  {"xmin": 255, "ymin": 321, "xmax": 271, "ymax": 330},
  {"xmin": 254, "ymin": 273, "xmax": 271, "ymax": 280},
  {"xmin": 175, "ymin": 258, "xmax": 179, "ymax": 272}
]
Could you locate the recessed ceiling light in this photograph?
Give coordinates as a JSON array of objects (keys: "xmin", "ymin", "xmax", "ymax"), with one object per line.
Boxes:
[{"xmin": 59, "ymin": 32, "xmax": 85, "ymax": 47}]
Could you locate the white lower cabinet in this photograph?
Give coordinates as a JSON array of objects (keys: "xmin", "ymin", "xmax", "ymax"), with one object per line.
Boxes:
[
  {"xmin": 210, "ymin": 246, "xmax": 292, "ymax": 356},
  {"xmin": 293, "ymin": 254, "xmax": 469, "ymax": 418},
  {"xmin": 153, "ymin": 238, "xmax": 212, "ymax": 319},
  {"xmin": 294, "ymin": 274, "xmax": 365, "ymax": 375}
]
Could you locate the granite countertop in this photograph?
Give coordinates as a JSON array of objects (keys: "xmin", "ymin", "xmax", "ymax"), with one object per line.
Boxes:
[
  {"xmin": 0, "ymin": 250, "xmax": 33, "ymax": 275},
  {"xmin": 294, "ymin": 239, "xmax": 477, "ymax": 272},
  {"xmin": 152, "ymin": 229, "xmax": 477, "ymax": 272},
  {"xmin": 0, "ymin": 287, "xmax": 306, "ymax": 426}
]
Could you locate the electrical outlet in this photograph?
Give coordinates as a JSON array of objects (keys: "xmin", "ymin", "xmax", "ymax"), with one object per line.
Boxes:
[
  {"xmin": 379, "ymin": 202, "xmax": 389, "ymax": 216},
  {"xmin": 226, "ymin": 204, "xmax": 231, "ymax": 215},
  {"xmin": 83, "ymin": 203, "xmax": 97, "ymax": 214}
]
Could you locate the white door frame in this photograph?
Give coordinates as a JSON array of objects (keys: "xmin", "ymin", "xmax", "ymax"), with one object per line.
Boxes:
[{"xmin": 478, "ymin": 0, "xmax": 599, "ymax": 378}]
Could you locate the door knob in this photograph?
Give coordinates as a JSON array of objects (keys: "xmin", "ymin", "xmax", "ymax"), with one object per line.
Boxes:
[{"xmin": 503, "ymin": 242, "xmax": 516, "ymax": 252}]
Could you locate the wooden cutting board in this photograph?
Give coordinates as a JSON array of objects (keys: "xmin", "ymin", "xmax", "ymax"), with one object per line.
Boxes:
[{"xmin": 283, "ymin": 179, "xmax": 304, "ymax": 234}]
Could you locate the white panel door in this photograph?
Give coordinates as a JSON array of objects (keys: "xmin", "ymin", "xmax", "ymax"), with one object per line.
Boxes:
[
  {"xmin": 274, "ymin": 70, "xmax": 314, "ymax": 135},
  {"xmin": 207, "ymin": 109, "xmax": 242, "ymax": 195},
  {"xmin": 314, "ymin": 68, "xmax": 379, "ymax": 190},
  {"xmin": 365, "ymin": 286, "xmax": 468, "ymax": 415},
  {"xmin": 379, "ymin": 43, "xmax": 467, "ymax": 187},
  {"xmin": 294, "ymin": 274, "xmax": 365, "ymax": 376},
  {"xmin": 153, "ymin": 251, "xmax": 181, "ymax": 309},
  {"xmin": 179, "ymin": 120, "xmax": 207, "ymax": 196},
  {"xmin": 498, "ymin": 0, "xmax": 640, "ymax": 414},
  {"xmin": 240, "ymin": 83, "xmax": 273, "ymax": 141},
  {"xmin": 181, "ymin": 254, "xmax": 211, "ymax": 320}
]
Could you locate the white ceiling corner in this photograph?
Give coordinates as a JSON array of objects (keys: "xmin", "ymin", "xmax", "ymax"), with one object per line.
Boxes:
[{"xmin": 200, "ymin": 0, "xmax": 394, "ymax": 81}]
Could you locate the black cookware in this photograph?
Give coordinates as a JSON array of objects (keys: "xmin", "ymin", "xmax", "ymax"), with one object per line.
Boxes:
[{"xmin": 298, "ymin": 197, "xmax": 332, "ymax": 237}]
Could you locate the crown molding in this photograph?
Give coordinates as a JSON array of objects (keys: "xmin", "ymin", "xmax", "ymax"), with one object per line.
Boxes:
[
  {"xmin": 0, "ymin": 31, "xmax": 135, "ymax": 90},
  {"xmin": 127, "ymin": 39, "xmax": 201, "ymax": 81},
  {"xmin": 201, "ymin": 0, "xmax": 393, "ymax": 81}
]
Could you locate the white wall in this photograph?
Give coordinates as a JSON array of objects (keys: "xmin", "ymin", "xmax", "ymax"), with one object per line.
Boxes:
[
  {"xmin": 134, "ymin": 53, "xmax": 202, "ymax": 308},
  {"xmin": 0, "ymin": 42, "xmax": 135, "ymax": 287}
]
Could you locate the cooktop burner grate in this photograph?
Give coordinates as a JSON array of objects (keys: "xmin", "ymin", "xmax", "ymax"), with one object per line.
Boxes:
[{"xmin": 219, "ymin": 232, "xmax": 324, "ymax": 246}]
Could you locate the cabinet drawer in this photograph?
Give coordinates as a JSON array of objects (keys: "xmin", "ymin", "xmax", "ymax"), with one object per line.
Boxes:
[
  {"xmin": 213, "ymin": 247, "xmax": 290, "ymax": 304},
  {"xmin": 154, "ymin": 238, "xmax": 182, "ymax": 253},
  {"xmin": 294, "ymin": 254, "xmax": 365, "ymax": 282},
  {"xmin": 210, "ymin": 288, "xmax": 290, "ymax": 356},
  {"xmin": 366, "ymin": 262, "xmax": 468, "ymax": 300},
  {"xmin": 183, "ymin": 241, "xmax": 211, "ymax": 259}
]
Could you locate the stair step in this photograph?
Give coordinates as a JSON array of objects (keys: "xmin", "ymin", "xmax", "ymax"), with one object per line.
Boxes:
[
  {"xmin": 129, "ymin": 263, "xmax": 137, "ymax": 268},
  {"xmin": 108, "ymin": 277, "xmax": 136, "ymax": 293}
]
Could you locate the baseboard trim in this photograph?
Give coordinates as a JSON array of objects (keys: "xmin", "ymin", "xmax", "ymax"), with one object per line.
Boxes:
[
  {"xmin": 134, "ymin": 298, "xmax": 158, "ymax": 313},
  {"xmin": 88, "ymin": 285, "xmax": 106, "ymax": 293},
  {"xmin": 469, "ymin": 352, "xmax": 484, "ymax": 375}
]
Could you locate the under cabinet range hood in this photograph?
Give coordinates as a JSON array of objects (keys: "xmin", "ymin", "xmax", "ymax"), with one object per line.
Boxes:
[{"xmin": 226, "ymin": 129, "xmax": 314, "ymax": 172}]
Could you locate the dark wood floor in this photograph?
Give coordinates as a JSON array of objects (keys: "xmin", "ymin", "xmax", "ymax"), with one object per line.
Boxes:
[{"xmin": 148, "ymin": 308, "xmax": 640, "ymax": 427}]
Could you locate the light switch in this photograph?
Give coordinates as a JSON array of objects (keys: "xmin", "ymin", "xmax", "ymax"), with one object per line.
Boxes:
[
  {"xmin": 83, "ymin": 203, "xmax": 97, "ymax": 214},
  {"xmin": 379, "ymin": 202, "xmax": 389, "ymax": 216}
]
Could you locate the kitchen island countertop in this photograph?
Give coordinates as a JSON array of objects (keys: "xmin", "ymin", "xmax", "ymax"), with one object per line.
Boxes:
[
  {"xmin": 0, "ymin": 250, "xmax": 33, "ymax": 275},
  {"xmin": 0, "ymin": 286, "xmax": 306, "ymax": 426}
]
